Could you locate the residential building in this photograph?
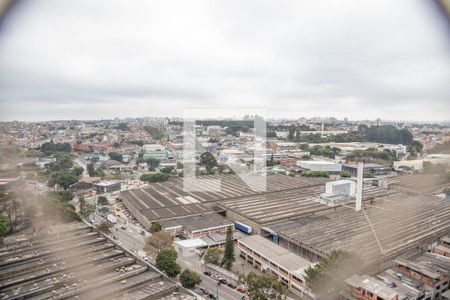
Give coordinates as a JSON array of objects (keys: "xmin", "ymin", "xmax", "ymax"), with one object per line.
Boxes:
[
  {"xmin": 344, "ymin": 274, "xmax": 405, "ymax": 300},
  {"xmin": 143, "ymin": 150, "xmax": 170, "ymax": 160}
]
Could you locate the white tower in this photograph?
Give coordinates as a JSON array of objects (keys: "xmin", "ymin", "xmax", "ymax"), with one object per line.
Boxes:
[{"xmin": 355, "ymin": 162, "xmax": 363, "ymax": 211}]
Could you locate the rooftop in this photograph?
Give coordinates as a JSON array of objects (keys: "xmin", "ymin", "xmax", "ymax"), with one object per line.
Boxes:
[
  {"xmin": 239, "ymin": 235, "xmax": 314, "ymax": 275},
  {"xmin": 219, "ymin": 182, "xmax": 390, "ymax": 224},
  {"xmin": 265, "ymin": 192, "xmax": 450, "ymax": 267},
  {"xmin": 0, "ymin": 222, "xmax": 193, "ymax": 300},
  {"xmin": 160, "ymin": 213, "xmax": 233, "ymax": 232},
  {"xmin": 345, "ymin": 274, "xmax": 401, "ymax": 300},
  {"xmin": 122, "ymin": 174, "xmax": 330, "ymax": 223},
  {"xmin": 387, "ymin": 174, "xmax": 449, "ymax": 193}
]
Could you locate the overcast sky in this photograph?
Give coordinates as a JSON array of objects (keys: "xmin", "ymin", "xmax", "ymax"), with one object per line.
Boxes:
[{"xmin": 0, "ymin": 0, "xmax": 449, "ymax": 122}]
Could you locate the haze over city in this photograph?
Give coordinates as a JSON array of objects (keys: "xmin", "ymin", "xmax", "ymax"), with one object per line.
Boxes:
[
  {"xmin": 0, "ymin": 0, "xmax": 449, "ymax": 121},
  {"xmin": 0, "ymin": 1, "xmax": 449, "ymax": 300}
]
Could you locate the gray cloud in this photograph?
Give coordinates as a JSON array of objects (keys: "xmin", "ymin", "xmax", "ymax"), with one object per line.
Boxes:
[{"xmin": 0, "ymin": 0, "xmax": 449, "ymax": 121}]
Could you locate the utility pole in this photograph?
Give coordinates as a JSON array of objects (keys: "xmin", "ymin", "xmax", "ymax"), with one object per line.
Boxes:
[{"xmin": 216, "ymin": 282, "xmax": 220, "ymax": 300}]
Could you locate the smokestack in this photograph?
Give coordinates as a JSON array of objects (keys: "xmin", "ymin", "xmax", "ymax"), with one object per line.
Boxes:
[{"xmin": 355, "ymin": 162, "xmax": 363, "ymax": 211}]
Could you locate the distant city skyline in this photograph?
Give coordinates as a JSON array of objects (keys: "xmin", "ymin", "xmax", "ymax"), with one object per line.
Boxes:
[{"xmin": 0, "ymin": 0, "xmax": 449, "ymax": 122}]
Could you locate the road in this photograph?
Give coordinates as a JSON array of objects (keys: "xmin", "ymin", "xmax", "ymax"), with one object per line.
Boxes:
[
  {"xmin": 178, "ymin": 255, "xmax": 244, "ymax": 300},
  {"xmin": 93, "ymin": 213, "xmax": 145, "ymax": 254},
  {"xmin": 74, "ymin": 157, "xmax": 88, "ymax": 177}
]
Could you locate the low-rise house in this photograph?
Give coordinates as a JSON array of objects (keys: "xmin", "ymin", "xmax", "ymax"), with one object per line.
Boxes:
[{"xmin": 93, "ymin": 180, "xmax": 121, "ymax": 193}]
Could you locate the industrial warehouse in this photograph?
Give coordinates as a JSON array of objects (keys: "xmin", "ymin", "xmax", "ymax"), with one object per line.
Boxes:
[
  {"xmin": 218, "ymin": 182, "xmax": 392, "ymax": 229},
  {"xmin": 261, "ymin": 192, "xmax": 450, "ymax": 272},
  {"xmin": 118, "ymin": 172, "xmax": 450, "ymax": 299},
  {"xmin": 0, "ymin": 222, "xmax": 193, "ymax": 300},
  {"xmin": 120, "ymin": 174, "xmax": 329, "ymax": 229}
]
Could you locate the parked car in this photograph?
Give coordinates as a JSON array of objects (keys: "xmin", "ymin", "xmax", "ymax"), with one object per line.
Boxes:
[
  {"xmin": 236, "ymin": 287, "xmax": 246, "ymax": 293},
  {"xmin": 203, "ymin": 271, "xmax": 211, "ymax": 276},
  {"xmin": 208, "ymin": 293, "xmax": 217, "ymax": 299},
  {"xmin": 227, "ymin": 282, "xmax": 237, "ymax": 289},
  {"xmin": 218, "ymin": 278, "xmax": 227, "ymax": 285},
  {"xmin": 199, "ymin": 287, "xmax": 208, "ymax": 294}
]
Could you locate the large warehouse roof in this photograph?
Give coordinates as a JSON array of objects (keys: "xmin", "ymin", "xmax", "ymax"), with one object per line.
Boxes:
[
  {"xmin": 219, "ymin": 183, "xmax": 391, "ymax": 224},
  {"xmin": 0, "ymin": 222, "xmax": 192, "ymax": 300},
  {"xmin": 161, "ymin": 214, "xmax": 233, "ymax": 232},
  {"xmin": 387, "ymin": 174, "xmax": 449, "ymax": 193},
  {"xmin": 265, "ymin": 192, "xmax": 450, "ymax": 267},
  {"xmin": 121, "ymin": 174, "xmax": 330, "ymax": 223},
  {"xmin": 122, "ymin": 174, "xmax": 329, "ymax": 207}
]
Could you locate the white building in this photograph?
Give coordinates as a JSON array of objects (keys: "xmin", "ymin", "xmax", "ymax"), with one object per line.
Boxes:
[
  {"xmin": 174, "ymin": 239, "xmax": 207, "ymax": 257},
  {"xmin": 393, "ymin": 160, "xmax": 424, "ymax": 172},
  {"xmin": 325, "ymin": 180, "xmax": 356, "ymax": 196},
  {"xmin": 142, "ymin": 144, "xmax": 165, "ymax": 152},
  {"xmin": 238, "ymin": 235, "xmax": 315, "ymax": 298},
  {"xmin": 297, "ymin": 160, "xmax": 342, "ymax": 173}
]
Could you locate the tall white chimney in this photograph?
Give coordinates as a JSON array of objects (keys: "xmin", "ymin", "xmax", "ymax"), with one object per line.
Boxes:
[{"xmin": 355, "ymin": 162, "xmax": 363, "ymax": 211}]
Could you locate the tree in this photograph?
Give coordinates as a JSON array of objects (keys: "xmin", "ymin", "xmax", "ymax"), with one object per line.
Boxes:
[
  {"xmin": 200, "ymin": 152, "xmax": 218, "ymax": 174},
  {"xmin": 140, "ymin": 173, "xmax": 170, "ymax": 182},
  {"xmin": 0, "ymin": 215, "xmax": 9, "ymax": 237},
  {"xmin": 48, "ymin": 169, "xmax": 80, "ymax": 189},
  {"xmin": 40, "ymin": 141, "xmax": 71, "ymax": 155},
  {"xmin": 155, "ymin": 248, "xmax": 181, "ymax": 277},
  {"xmin": 87, "ymin": 163, "xmax": 95, "ymax": 177},
  {"xmin": 204, "ymin": 247, "xmax": 223, "ymax": 265},
  {"xmin": 116, "ymin": 122, "xmax": 129, "ymax": 131},
  {"xmin": 363, "ymin": 172, "xmax": 374, "ymax": 178},
  {"xmin": 144, "ymin": 230, "xmax": 173, "ymax": 255},
  {"xmin": 301, "ymin": 171, "xmax": 329, "ymax": 178},
  {"xmin": 161, "ymin": 166, "xmax": 175, "ymax": 174},
  {"xmin": 149, "ymin": 222, "xmax": 162, "ymax": 233},
  {"xmin": 340, "ymin": 171, "xmax": 351, "ymax": 178},
  {"xmin": 97, "ymin": 221, "xmax": 112, "ymax": 234},
  {"xmin": 221, "ymin": 226, "xmax": 235, "ymax": 270},
  {"xmin": 246, "ymin": 272, "xmax": 287, "ymax": 300},
  {"xmin": 50, "ymin": 190, "xmax": 74, "ymax": 202},
  {"xmin": 366, "ymin": 125, "xmax": 413, "ymax": 145},
  {"xmin": 108, "ymin": 152, "xmax": 123, "ymax": 162},
  {"xmin": 408, "ymin": 140, "xmax": 424, "ymax": 159},
  {"xmin": 79, "ymin": 195, "xmax": 95, "ymax": 218},
  {"xmin": 304, "ymin": 250, "xmax": 363, "ymax": 299},
  {"xmin": 95, "ymin": 167, "xmax": 106, "ymax": 178},
  {"xmin": 226, "ymin": 125, "xmax": 249, "ymax": 136},
  {"xmin": 180, "ymin": 269, "xmax": 202, "ymax": 288},
  {"xmin": 46, "ymin": 153, "xmax": 74, "ymax": 172},
  {"xmin": 145, "ymin": 126, "xmax": 164, "ymax": 140},
  {"xmin": 97, "ymin": 196, "xmax": 108, "ymax": 206},
  {"xmin": 145, "ymin": 158, "xmax": 160, "ymax": 171},
  {"xmin": 346, "ymin": 148, "xmax": 397, "ymax": 162},
  {"xmin": 98, "ymin": 207, "xmax": 109, "ymax": 215},
  {"xmin": 411, "ymin": 140, "xmax": 423, "ymax": 153}
]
